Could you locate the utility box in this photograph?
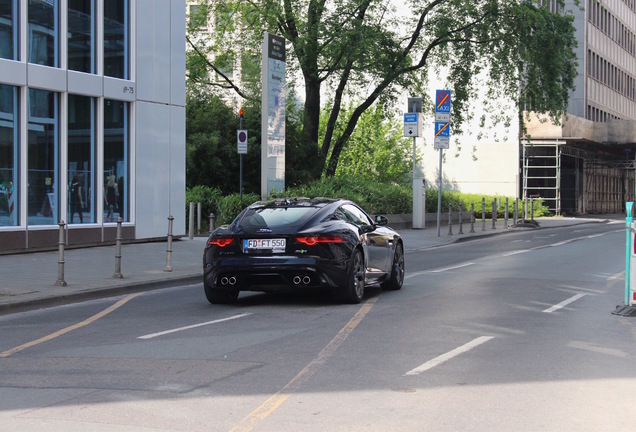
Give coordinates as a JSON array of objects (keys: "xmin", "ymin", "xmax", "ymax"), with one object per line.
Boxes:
[{"xmin": 413, "ymin": 178, "xmax": 426, "ymax": 229}]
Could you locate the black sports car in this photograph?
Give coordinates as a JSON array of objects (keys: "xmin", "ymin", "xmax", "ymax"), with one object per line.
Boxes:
[{"xmin": 203, "ymin": 197, "xmax": 404, "ymax": 304}]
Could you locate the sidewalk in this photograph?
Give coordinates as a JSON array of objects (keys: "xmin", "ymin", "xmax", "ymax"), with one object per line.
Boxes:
[{"xmin": 0, "ymin": 215, "xmax": 622, "ymax": 314}]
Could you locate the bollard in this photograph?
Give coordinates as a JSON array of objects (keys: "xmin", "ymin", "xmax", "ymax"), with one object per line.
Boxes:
[
  {"xmin": 55, "ymin": 220, "xmax": 67, "ymax": 286},
  {"xmin": 458, "ymin": 201, "xmax": 464, "ymax": 235},
  {"xmin": 505, "ymin": 198, "xmax": 509, "ymax": 229},
  {"xmin": 625, "ymin": 203, "xmax": 635, "ymax": 306},
  {"xmin": 165, "ymin": 215, "xmax": 174, "ymax": 272},
  {"xmin": 189, "ymin": 202, "xmax": 194, "ymax": 240},
  {"xmin": 209, "ymin": 212, "xmax": 216, "ymax": 234},
  {"xmin": 481, "ymin": 197, "xmax": 486, "ymax": 231},
  {"xmin": 469, "ymin": 203, "xmax": 476, "ymax": 233},
  {"xmin": 530, "ymin": 198, "xmax": 535, "ymax": 221},
  {"xmin": 197, "ymin": 202, "xmax": 202, "ymax": 235},
  {"xmin": 514, "ymin": 198, "xmax": 519, "ymax": 226},
  {"xmin": 492, "ymin": 199, "xmax": 496, "ymax": 230},
  {"xmin": 113, "ymin": 218, "xmax": 123, "ymax": 279},
  {"xmin": 447, "ymin": 203, "xmax": 453, "ymax": 236}
]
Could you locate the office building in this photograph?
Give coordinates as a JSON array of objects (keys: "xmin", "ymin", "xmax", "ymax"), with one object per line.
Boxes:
[
  {"xmin": 0, "ymin": 0, "xmax": 186, "ymax": 253},
  {"xmin": 421, "ymin": 0, "xmax": 636, "ymax": 215}
]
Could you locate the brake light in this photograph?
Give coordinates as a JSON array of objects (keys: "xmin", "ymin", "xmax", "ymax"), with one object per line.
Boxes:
[
  {"xmin": 296, "ymin": 235, "xmax": 345, "ymax": 246},
  {"xmin": 208, "ymin": 237, "xmax": 234, "ymax": 247}
]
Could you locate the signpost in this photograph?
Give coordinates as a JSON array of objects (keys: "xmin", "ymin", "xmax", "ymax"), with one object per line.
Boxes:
[
  {"xmin": 237, "ymin": 109, "xmax": 247, "ymax": 205},
  {"xmin": 434, "ymin": 90, "xmax": 451, "ymax": 237},
  {"xmin": 405, "ymin": 98, "xmax": 424, "ymax": 229},
  {"xmin": 261, "ymin": 32, "xmax": 286, "ymax": 198}
]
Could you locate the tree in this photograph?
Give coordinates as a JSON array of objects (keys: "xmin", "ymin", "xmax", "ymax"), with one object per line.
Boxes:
[
  {"xmin": 325, "ymin": 102, "xmax": 413, "ymax": 184},
  {"xmin": 187, "ymin": 0, "xmax": 579, "ymax": 179},
  {"xmin": 185, "ymin": 90, "xmax": 314, "ymax": 193}
]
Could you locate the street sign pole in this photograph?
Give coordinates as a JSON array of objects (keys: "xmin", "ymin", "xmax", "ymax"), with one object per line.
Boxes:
[
  {"xmin": 239, "ymin": 116, "xmax": 243, "ymax": 206},
  {"xmin": 434, "ymin": 90, "xmax": 452, "ymax": 237},
  {"xmin": 437, "ymin": 149, "xmax": 442, "ymax": 237},
  {"xmin": 406, "ymin": 97, "xmax": 424, "ymax": 229}
]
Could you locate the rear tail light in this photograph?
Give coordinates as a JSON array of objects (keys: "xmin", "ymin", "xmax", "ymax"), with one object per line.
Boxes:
[
  {"xmin": 296, "ymin": 235, "xmax": 345, "ymax": 246},
  {"xmin": 208, "ymin": 237, "xmax": 234, "ymax": 247}
]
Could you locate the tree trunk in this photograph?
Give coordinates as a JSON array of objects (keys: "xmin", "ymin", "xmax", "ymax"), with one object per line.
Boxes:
[{"xmin": 303, "ymin": 76, "xmax": 324, "ymax": 180}]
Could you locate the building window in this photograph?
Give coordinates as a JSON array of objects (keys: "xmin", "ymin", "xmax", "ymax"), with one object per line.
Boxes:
[
  {"xmin": 104, "ymin": 0, "xmax": 128, "ymax": 79},
  {"xmin": 68, "ymin": 94, "xmax": 94, "ymax": 224},
  {"xmin": 104, "ymin": 99, "xmax": 127, "ymax": 222},
  {"xmin": 28, "ymin": 0, "xmax": 59, "ymax": 67},
  {"xmin": 0, "ymin": 84, "xmax": 18, "ymax": 226},
  {"xmin": 0, "ymin": 0, "xmax": 17, "ymax": 60},
  {"xmin": 28, "ymin": 89, "xmax": 58, "ymax": 226},
  {"xmin": 68, "ymin": 0, "xmax": 95, "ymax": 73}
]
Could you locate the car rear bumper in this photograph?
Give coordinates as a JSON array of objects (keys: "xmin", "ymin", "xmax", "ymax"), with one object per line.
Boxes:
[{"xmin": 204, "ymin": 255, "xmax": 349, "ymax": 293}]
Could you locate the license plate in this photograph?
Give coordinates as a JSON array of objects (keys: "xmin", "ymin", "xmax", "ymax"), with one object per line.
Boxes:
[{"xmin": 244, "ymin": 238, "xmax": 286, "ymax": 252}]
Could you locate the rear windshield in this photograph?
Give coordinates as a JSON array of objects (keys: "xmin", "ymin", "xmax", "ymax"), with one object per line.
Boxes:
[{"xmin": 237, "ymin": 206, "xmax": 318, "ymax": 232}]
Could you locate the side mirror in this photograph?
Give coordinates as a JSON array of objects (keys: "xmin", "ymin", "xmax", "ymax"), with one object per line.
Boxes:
[{"xmin": 375, "ymin": 215, "xmax": 389, "ymax": 226}]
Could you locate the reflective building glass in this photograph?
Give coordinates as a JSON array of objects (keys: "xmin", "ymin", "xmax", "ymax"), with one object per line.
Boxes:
[
  {"xmin": 68, "ymin": 0, "xmax": 95, "ymax": 73},
  {"xmin": 0, "ymin": 84, "xmax": 17, "ymax": 226},
  {"xmin": 104, "ymin": 99, "xmax": 127, "ymax": 222},
  {"xmin": 28, "ymin": 89, "xmax": 58, "ymax": 225},
  {"xmin": 28, "ymin": 0, "xmax": 59, "ymax": 67},
  {"xmin": 104, "ymin": 0, "xmax": 128, "ymax": 79}
]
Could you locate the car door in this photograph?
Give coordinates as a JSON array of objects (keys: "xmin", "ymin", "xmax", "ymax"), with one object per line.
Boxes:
[{"xmin": 340, "ymin": 204, "xmax": 390, "ymax": 273}]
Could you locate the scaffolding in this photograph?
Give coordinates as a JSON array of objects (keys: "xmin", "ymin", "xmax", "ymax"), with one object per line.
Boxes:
[
  {"xmin": 523, "ymin": 139, "xmax": 636, "ymax": 215},
  {"xmin": 523, "ymin": 140, "xmax": 566, "ymax": 215}
]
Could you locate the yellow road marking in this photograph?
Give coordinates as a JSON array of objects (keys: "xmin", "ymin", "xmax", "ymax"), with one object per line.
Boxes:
[
  {"xmin": 229, "ymin": 297, "xmax": 379, "ymax": 432},
  {"xmin": 0, "ymin": 293, "xmax": 142, "ymax": 358}
]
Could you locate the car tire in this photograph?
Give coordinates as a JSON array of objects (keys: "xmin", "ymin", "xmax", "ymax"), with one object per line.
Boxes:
[
  {"xmin": 204, "ymin": 279, "xmax": 239, "ymax": 304},
  {"xmin": 344, "ymin": 249, "xmax": 365, "ymax": 304},
  {"xmin": 381, "ymin": 242, "xmax": 404, "ymax": 291}
]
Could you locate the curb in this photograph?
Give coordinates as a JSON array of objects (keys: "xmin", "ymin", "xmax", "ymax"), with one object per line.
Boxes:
[{"xmin": 0, "ymin": 274, "xmax": 202, "ymax": 315}]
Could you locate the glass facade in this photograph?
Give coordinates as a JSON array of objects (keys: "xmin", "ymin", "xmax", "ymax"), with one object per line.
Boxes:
[
  {"xmin": 28, "ymin": 88, "xmax": 58, "ymax": 226},
  {"xmin": 68, "ymin": 0, "xmax": 95, "ymax": 73},
  {"xmin": 28, "ymin": 0, "xmax": 59, "ymax": 67},
  {"xmin": 104, "ymin": 99, "xmax": 127, "ymax": 222},
  {"xmin": 0, "ymin": 2, "xmax": 134, "ymax": 232},
  {"xmin": 68, "ymin": 94, "xmax": 94, "ymax": 224},
  {"xmin": 0, "ymin": 0, "xmax": 17, "ymax": 60},
  {"xmin": 104, "ymin": 0, "xmax": 128, "ymax": 79},
  {"xmin": 0, "ymin": 84, "xmax": 17, "ymax": 226}
]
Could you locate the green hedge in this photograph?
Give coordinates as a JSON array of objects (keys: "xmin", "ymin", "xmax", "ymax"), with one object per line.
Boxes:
[{"xmin": 188, "ymin": 177, "xmax": 551, "ymax": 230}]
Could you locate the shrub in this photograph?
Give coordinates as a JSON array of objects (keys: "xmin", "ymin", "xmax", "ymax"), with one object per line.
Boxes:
[
  {"xmin": 215, "ymin": 193, "xmax": 260, "ymax": 226},
  {"xmin": 185, "ymin": 185, "xmax": 222, "ymax": 232},
  {"xmin": 190, "ymin": 176, "xmax": 552, "ymax": 229},
  {"xmin": 271, "ymin": 176, "xmax": 411, "ymax": 215}
]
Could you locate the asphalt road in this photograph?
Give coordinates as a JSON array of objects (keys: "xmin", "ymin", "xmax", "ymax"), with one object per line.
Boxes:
[{"xmin": 1, "ymin": 221, "xmax": 634, "ymax": 431}]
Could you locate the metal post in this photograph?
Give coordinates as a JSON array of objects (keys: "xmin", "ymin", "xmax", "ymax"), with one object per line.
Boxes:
[
  {"xmin": 209, "ymin": 213, "xmax": 216, "ymax": 234},
  {"xmin": 197, "ymin": 202, "xmax": 202, "ymax": 235},
  {"xmin": 165, "ymin": 215, "xmax": 174, "ymax": 272},
  {"xmin": 113, "ymin": 218, "xmax": 123, "ymax": 279},
  {"xmin": 481, "ymin": 197, "xmax": 486, "ymax": 231},
  {"xmin": 437, "ymin": 149, "xmax": 443, "ymax": 238},
  {"xmin": 492, "ymin": 199, "xmax": 496, "ymax": 229},
  {"xmin": 469, "ymin": 203, "xmax": 475, "ymax": 233},
  {"xmin": 531, "ymin": 198, "xmax": 535, "ymax": 221},
  {"xmin": 505, "ymin": 198, "xmax": 509, "ymax": 229},
  {"xmin": 55, "ymin": 221, "xmax": 67, "ymax": 286},
  {"xmin": 447, "ymin": 203, "xmax": 453, "ymax": 236},
  {"xmin": 514, "ymin": 198, "xmax": 519, "ymax": 227},
  {"xmin": 189, "ymin": 202, "xmax": 194, "ymax": 240},
  {"xmin": 458, "ymin": 200, "xmax": 464, "ymax": 235}
]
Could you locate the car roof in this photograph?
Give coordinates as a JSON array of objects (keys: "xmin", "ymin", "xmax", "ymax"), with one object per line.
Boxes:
[{"xmin": 249, "ymin": 197, "xmax": 344, "ymax": 208}]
